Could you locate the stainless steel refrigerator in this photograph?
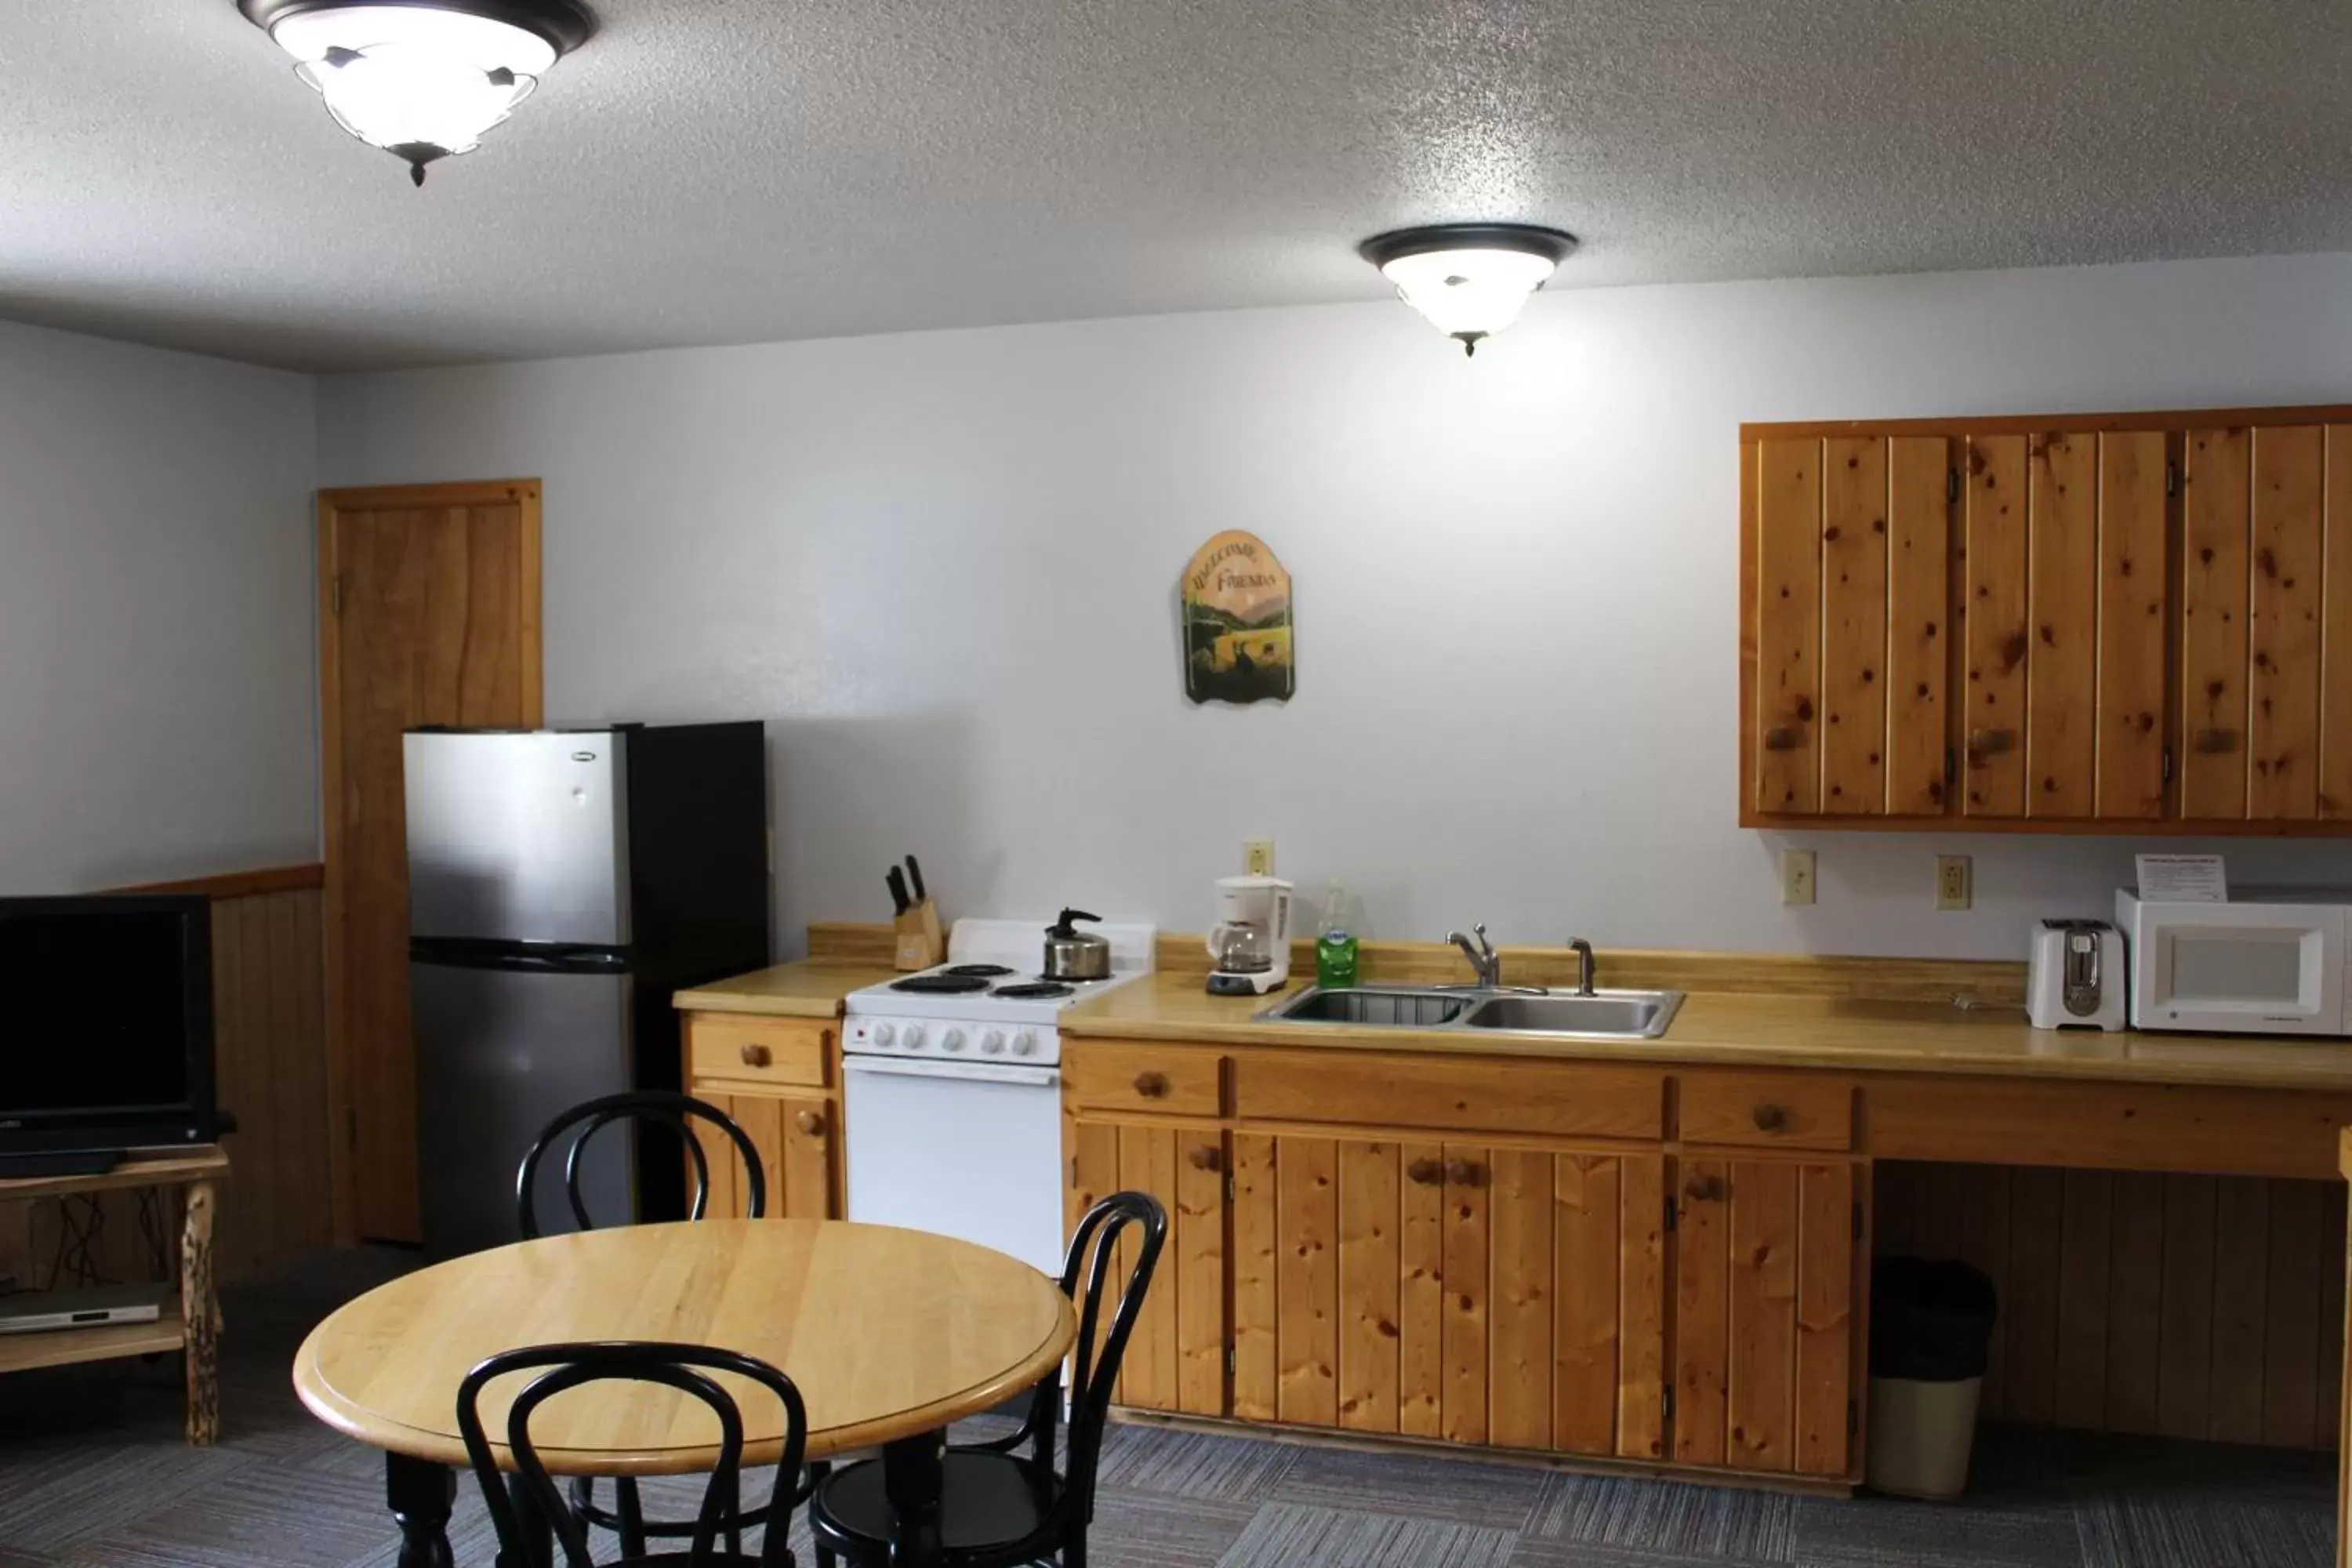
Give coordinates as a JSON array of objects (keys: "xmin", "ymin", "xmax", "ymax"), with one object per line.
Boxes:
[{"xmin": 405, "ymin": 723, "xmax": 769, "ymax": 1258}]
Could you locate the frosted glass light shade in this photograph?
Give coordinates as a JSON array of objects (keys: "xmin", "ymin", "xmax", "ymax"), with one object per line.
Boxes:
[
  {"xmin": 256, "ymin": 3, "xmax": 582, "ymax": 183},
  {"xmin": 294, "ymin": 44, "xmax": 535, "ymax": 172},
  {"xmin": 1358, "ymin": 224, "xmax": 1579, "ymax": 355},
  {"xmin": 1379, "ymin": 249, "xmax": 1559, "ymax": 347}
]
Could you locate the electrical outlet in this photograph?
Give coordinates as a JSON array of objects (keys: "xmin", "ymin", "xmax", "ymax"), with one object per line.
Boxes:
[
  {"xmin": 1936, "ymin": 854, "xmax": 1973, "ymax": 910},
  {"xmin": 1243, "ymin": 839, "xmax": 1276, "ymax": 877},
  {"xmin": 1780, "ymin": 848, "xmax": 1816, "ymax": 906}
]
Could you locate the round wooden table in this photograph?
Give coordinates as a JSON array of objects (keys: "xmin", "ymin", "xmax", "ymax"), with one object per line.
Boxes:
[{"xmin": 294, "ymin": 1219, "xmax": 1075, "ymax": 1568}]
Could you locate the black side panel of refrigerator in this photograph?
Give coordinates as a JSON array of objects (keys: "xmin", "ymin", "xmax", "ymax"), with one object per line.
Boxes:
[
  {"xmin": 621, "ymin": 720, "xmax": 772, "ymax": 1222},
  {"xmin": 623, "ymin": 721, "xmax": 772, "ymax": 984}
]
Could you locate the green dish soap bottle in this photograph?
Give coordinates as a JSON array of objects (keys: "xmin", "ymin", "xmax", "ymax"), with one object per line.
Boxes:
[{"xmin": 1316, "ymin": 880, "xmax": 1360, "ymax": 989}]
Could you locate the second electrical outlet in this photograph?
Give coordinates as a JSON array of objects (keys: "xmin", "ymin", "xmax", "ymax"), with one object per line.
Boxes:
[{"xmin": 1781, "ymin": 848, "xmax": 1816, "ymax": 906}]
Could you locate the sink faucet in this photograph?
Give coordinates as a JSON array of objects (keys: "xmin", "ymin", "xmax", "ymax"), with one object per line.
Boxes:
[
  {"xmin": 1567, "ymin": 937, "xmax": 1595, "ymax": 997},
  {"xmin": 1445, "ymin": 924, "xmax": 1501, "ymax": 988}
]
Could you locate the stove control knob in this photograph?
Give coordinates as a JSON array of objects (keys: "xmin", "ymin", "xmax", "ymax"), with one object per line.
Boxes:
[
  {"xmin": 902, "ymin": 1024, "xmax": 926, "ymax": 1051},
  {"xmin": 869, "ymin": 1022, "xmax": 895, "ymax": 1048},
  {"xmin": 942, "ymin": 1027, "xmax": 966, "ymax": 1053},
  {"xmin": 980, "ymin": 1029, "xmax": 1006, "ymax": 1054},
  {"xmin": 1011, "ymin": 1029, "xmax": 1039, "ymax": 1057}
]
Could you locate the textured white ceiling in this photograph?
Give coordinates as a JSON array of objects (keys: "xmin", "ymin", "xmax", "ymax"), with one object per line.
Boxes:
[{"xmin": 5, "ymin": 1, "xmax": 2351, "ymax": 372}]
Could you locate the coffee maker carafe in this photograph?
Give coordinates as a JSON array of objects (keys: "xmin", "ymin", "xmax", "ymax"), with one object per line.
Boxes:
[{"xmin": 1207, "ymin": 874, "xmax": 1294, "ymax": 996}]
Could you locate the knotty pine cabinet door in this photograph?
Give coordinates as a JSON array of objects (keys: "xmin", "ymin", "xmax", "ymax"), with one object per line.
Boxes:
[
  {"xmin": 1066, "ymin": 1114, "xmax": 1228, "ymax": 1416},
  {"xmin": 1751, "ymin": 434, "xmax": 1953, "ymax": 817},
  {"xmin": 1959, "ymin": 431, "xmax": 2168, "ymax": 821},
  {"xmin": 2179, "ymin": 423, "xmax": 2352, "ymax": 822},
  {"xmin": 1670, "ymin": 1156, "xmax": 1860, "ymax": 1478},
  {"xmin": 1227, "ymin": 1133, "xmax": 1668, "ymax": 1461},
  {"xmin": 688, "ymin": 1090, "xmax": 839, "ymax": 1220},
  {"xmin": 1745, "ymin": 426, "xmax": 2171, "ymax": 827}
]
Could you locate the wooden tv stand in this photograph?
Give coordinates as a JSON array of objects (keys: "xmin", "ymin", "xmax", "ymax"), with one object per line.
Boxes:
[{"xmin": 0, "ymin": 1147, "xmax": 227, "ymax": 1444}]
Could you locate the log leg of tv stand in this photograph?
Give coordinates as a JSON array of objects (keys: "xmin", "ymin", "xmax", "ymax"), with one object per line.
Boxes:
[{"xmin": 180, "ymin": 1178, "xmax": 218, "ymax": 1446}]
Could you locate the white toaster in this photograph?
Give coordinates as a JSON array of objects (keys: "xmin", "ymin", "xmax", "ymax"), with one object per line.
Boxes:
[{"xmin": 2027, "ymin": 919, "xmax": 2126, "ymax": 1031}]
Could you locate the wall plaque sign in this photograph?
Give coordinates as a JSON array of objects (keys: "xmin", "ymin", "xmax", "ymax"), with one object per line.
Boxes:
[{"xmin": 1180, "ymin": 530, "xmax": 1294, "ymax": 705}]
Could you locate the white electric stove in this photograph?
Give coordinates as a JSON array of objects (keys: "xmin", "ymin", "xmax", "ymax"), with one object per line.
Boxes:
[{"xmin": 840, "ymin": 917, "xmax": 1155, "ymax": 1275}]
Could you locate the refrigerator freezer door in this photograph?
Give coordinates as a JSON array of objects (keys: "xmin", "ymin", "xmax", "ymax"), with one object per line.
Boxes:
[
  {"xmin": 405, "ymin": 730, "xmax": 631, "ymax": 947},
  {"xmin": 412, "ymin": 957, "xmax": 635, "ymax": 1258}
]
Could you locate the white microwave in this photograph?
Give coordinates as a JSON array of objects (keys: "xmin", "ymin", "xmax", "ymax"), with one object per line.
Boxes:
[{"xmin": 2115, "ymin": 888, "xmax": 2352, "ymax": 1036}]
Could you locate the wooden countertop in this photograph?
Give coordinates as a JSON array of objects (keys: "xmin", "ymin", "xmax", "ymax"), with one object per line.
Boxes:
[
  {"xmin": 671, "ymin": 960, "xmax": 900, "ymax": 1018},
  {"xmin": 1062, "ymin": 971, "xmax": 2352, "ymax": 1091}
]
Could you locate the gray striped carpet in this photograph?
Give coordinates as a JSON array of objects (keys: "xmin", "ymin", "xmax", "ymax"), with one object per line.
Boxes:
[{"xmin": 0, "ymin": 1247, "xmax": 2333, "ymax": 1566}]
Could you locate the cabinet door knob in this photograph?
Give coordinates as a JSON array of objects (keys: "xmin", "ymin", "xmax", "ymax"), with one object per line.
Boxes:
[
  {"xmin": 1752, "ymin": 1103, "xmax": 1789, "ymax": 1133},
  {"xmin": 1967, "ymin": 727, "xmax": 2016, "ymax": 761},
  {"xmin": 739, "ymin": 1042, "xmax": 771, "ymax": 1068},
  {"xmin": 1444, "ymin": 1159, "xmax": 1484, "ymax": 1187},
  {"xmin": 1687, "ymin": 1174, "xmax": 1727, "ymax": 1203},
  {"xmin": 1762, "ymin": 724, "xmax": 1802, "ymax": 753},
  {"xmin": 1406, "ymin": 1158, "xmax": 1444, "ymax": 1186},
  {"xmin": 1134, "ymin": 1072, "xmax": 1170, "ymax": 1098},
  {"xmin": 1188, "ymin": 1145, "xmax": 1222, "ymax": 1172},
  {"xmin": 794, "ymin": 1109, "xmax": 823, "ymax": 1137}
]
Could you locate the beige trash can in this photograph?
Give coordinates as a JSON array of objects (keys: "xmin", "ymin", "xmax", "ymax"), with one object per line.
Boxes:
[
  {"xmin": 1866, "ymin": 1373, "xmax": 1984, "ymax": 1500},
  {"xmin": 1866, "ymin": 1258, "xmax": 1997, "ymax": 1501}
]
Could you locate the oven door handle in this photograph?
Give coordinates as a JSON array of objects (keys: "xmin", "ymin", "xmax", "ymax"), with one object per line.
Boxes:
[{"xmin": 842, "ymin": 1056, "xmax": 1060, "ymax": 1087}]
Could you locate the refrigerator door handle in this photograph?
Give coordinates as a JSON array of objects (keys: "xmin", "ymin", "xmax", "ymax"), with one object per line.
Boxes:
[
  {"xmin": 840, "ymin": 1056, "xmax": 1060, "ymax": 1088},
  {"xmin": 408, "ymin": 937, "xmax": 631, "ymax": 974}
]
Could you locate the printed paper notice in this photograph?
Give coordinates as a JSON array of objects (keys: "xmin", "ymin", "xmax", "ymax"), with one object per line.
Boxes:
[{"xmin": 2136, "ymin": 854, "xmax": 2227, "ymax": 903}]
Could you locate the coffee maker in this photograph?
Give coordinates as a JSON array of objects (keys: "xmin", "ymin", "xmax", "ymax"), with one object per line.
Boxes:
[{"xmin": 1206, "ymin": 874, "xmax": 1294, "ymax": 996}]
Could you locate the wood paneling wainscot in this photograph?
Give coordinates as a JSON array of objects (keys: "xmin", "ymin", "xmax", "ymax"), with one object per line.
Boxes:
[{"xmin": 1878, "ymin": 1162, "xmax": 2345, "ymax": 1450}]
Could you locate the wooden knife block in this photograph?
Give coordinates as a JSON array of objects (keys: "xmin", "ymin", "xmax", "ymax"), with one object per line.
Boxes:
[{"xmin": 893, "ymin": 898, "xmax": 946, "ymax": 971}]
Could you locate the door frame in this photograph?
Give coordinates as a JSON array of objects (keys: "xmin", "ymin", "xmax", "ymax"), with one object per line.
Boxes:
[{"xmin": 318, "ymin": 479, "xmax": 543, "ymax": 1243}]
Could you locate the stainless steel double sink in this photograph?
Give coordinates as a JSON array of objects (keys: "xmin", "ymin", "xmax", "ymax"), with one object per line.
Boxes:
[{"xmin": 1258, "ymin": 983, "xmax": 1683, "ymax": 1041}]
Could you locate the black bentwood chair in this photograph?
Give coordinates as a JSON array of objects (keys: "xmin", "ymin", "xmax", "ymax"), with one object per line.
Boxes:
[
  {"xmin": 459, "ymin": 1341, "xmax": 808, "ymax": 1567},
  {"xmin": 518, "ymin": 1091, "xmax": 830, "ymax": 1563},
  {"xmin": 804, "ymin": 1191, "xmax": 1168, "ymax": 1568}
]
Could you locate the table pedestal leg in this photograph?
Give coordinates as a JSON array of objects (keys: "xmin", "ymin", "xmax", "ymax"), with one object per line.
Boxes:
[
  {"xmin": 180, "ymin": 1180, "xmax": 219, "ymax": 1446},
  {"xmin": 881, "ymin": 1430, "xmax": 946, "ymax": 1568},
  {"xmin": 386, "ymin": 1453, "xmax": 456, "ymax": 1568}
]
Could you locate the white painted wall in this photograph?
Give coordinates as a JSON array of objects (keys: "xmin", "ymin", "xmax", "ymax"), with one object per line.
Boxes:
[
  {"xmin": 0, "ymin": 320, "xmax": 318, "ymax": 891},
  {"xmin": 314, "ymin": 252, "xmax": 2352, "ymax": 960}
]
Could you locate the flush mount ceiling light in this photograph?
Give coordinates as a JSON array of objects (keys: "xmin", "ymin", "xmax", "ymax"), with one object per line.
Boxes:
[
  {"xmin": 240, "ymin": 1, "xmax": 595, "ymax": 186},
  {"xmin": 1359, "ymin": 223, "xmax": 1580, "ymax": 356}
]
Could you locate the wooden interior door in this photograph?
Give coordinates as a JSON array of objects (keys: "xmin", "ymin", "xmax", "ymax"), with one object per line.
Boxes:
[{"xmin": 320, "ymin": 481, "xmax": 543, "ymax": 1243}]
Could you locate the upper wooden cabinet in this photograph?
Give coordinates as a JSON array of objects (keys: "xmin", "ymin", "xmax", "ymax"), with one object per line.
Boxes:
[{"xmin": 1741, "ymin": 404, "xmax": 2352, "ymax": 833}]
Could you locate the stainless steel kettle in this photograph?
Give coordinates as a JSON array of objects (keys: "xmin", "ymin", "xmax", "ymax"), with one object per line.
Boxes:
[{"xmin": 1044, "ymin": 908, "xmax": 1111, "ymax": 981}]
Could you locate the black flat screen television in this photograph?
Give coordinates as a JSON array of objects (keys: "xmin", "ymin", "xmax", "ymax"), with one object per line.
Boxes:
[{"xmin": 0, "ymin": 895, "xmax": 217, "ymax": 1156}]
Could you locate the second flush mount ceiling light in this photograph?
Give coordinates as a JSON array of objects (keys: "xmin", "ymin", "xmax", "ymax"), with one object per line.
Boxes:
[
  {"xmin": 1359, "ymin": 223, "xmax": 1579, "ymax": 356},
  {"xmin": 240, "ymin": 0, "xmax": 596, "ymax": 186}
]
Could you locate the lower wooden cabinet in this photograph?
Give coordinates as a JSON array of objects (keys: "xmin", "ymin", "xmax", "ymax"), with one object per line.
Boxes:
[
  {"xmin": 1671, "ymin": 1157, "xmax": 1860, "ymax": 1478},
  {"xmin": 682, "ymin": 1012, "xmax": 843, "ymax": 1221},
  {"xmin": 693, "ymin": 1089, "xmax": 839, "ymax": 1220},
  {"xmin": 1066, "ymin": 1115, "xmax": 1227, "ymax": 1414},
  {"xmin": 1063, "ymin": 1047, "xmax": 1870, "ymax": 1486},
  {"xmin": 1229, "ymin": 1134, "xmax": 1671, "ymax": 1460}
]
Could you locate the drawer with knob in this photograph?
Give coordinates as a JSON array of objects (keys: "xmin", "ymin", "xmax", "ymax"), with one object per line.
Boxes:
[
  {"xmin": 1676, "ymin": 1070, "xmax": 1853, "ymax": 1152},
  {"xmin": 686, "ymin": 1015, "xmax": 835, "ymax": 1090},
  {"xmin": 1063, "ymin": 1043, "xmax": 1223, "ymax": 1116}
]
